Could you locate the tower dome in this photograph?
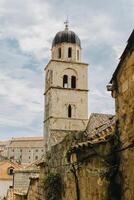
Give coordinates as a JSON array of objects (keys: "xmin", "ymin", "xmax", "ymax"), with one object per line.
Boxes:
[
  {"xmin": 52, "ymin": 30, "xmax": 81, "ymax": 48},
  {"xmin": 52, "ymin": 20, "xmax": 81, "ymax": 48},
  {"xmin": 51, "ymin": 21, "xmax": 82, "ymax": 62}
]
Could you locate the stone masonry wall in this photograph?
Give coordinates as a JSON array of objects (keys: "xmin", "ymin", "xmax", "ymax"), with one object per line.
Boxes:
[
  {"xmin": 115, "ymin": 50, "xmax": 134, "ymax": 199},
  {"xmin": 35, "ymin": 131, "xmax": 117, "ymax": 200},
  {"xmin": 27, "ymin": 178, "xmax": 39, "ymax": 200}
]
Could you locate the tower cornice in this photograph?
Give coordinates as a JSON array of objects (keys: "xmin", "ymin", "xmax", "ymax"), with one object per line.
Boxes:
[
  {"xmin": 44, "ymin": 86, "xmax": 89, "ymax": 95},
  {"xmin": 43, "ymin": 116, "xmax": 88, "ymax": 124},
  {"xmin": 45, "ymin": 59, "xmax": 88, "ymax": 70}
]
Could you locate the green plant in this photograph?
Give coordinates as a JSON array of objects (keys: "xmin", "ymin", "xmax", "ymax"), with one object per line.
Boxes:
[{"xmin": 44, "ymin": 173, "xmax": 62, "ymax": 200}]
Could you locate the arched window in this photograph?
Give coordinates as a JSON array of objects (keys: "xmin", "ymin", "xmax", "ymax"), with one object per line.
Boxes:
[
  {"xmin": 77, "ymin": 50, "xmax": 79, "ymax": 60},
  {"xmin": 68, "ymin": 47, "xmax": 72, "ymax": 58},
  {"xmin": 7, "ymin": 167, "xmax": 14, "ymax": 175},
  {"xmin": 63, "ymin": 75, "xmax": 68, "ymax": 88},
  {"xmin": 71, "ymin": 76, "xmax": 76, "ymax": 88},
  {"xmin": 68, "ymin": 105, "xmax": 72, "ymax": 118},
  {"xmin": 58, "ymin": 48, "xmax": 61, "ymax": 58}
]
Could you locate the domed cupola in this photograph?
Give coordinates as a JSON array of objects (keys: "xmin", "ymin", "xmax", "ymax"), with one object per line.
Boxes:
[
  {"xmin": 52, "ymin": 29, "xmax": 81, "ymax": 48},
  {"xmin": 51, "ymin": 21, "xmax": 82, "ymax": 62}
]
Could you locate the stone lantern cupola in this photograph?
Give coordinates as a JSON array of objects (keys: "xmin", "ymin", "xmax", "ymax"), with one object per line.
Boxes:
[{"xmin": 51, "ymin": 21, "xmax": 81, "ymax": 62}]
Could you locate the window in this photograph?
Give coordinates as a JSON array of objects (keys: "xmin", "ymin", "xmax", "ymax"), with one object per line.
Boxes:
[
  {"xmin": 68, "ymin": 47, "xmax": 72, "ymax": 58},
  {"xmin": 7, "ymin": 167, "xmax": 14, "ymax": 175},
  {"xmin": 77, "ymin": 50, "xmax": 79, "ymax": 60},
  {"xmin": 63, "ymin": 75, "xmax": 68, "ymax": 88},
  {"xmin": 35, "ymin": 156, "xmax": 38, "ymax": 160},
  {"xmin": 68, "ymin": 105, "xmax": 72, "ymax": 118},
  {"xmin": 71, "ymin": 76, "xmax": 76, "ymax": 88},
  {"xmin": 58, "ymin": 48, "xmax": 61, "ymax": 58}
]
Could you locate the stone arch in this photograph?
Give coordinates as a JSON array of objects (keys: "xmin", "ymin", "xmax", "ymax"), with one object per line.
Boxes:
[
  {"xmin": 7, "ymin": 166, "xmax": 14, "ymax": 175},
  {"xmin": 63, "ymin": 74, "xmax": 68, "ymax": 88},
  {"xmin": 61, "ymin": 68, "xmax": 78, "ymax": 88}
]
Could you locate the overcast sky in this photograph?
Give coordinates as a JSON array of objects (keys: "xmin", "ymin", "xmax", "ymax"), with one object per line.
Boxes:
[{"xmin": 0, "ymin": 0, "xmax": 133, "ymax": 140}]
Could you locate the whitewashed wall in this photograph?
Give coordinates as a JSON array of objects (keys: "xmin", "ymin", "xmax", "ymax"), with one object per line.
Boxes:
[{"xmin": 0, "ymin": 180, "xmax": 12, "ymax": 199}]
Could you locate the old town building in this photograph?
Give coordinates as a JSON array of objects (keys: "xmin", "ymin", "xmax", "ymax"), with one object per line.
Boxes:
[
  {"xmin": 0, "ymin": 159, "xmax": 21, "ymax": 199},
  {"xmin": 7, "ymin": 137, "xmax": 44, "ymax": 163},
  {"xmin": 0, "ymin": 140, "xmax": 9, "ymax": 158},
  {"xmin": 108, "ymin": 29, "xmax": 134, "ymax": 200}
]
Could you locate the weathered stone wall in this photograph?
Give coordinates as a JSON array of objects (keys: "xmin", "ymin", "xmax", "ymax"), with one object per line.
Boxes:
[
  {"xmin": 35, "ymin": 163, "xmax": 46, "ymax": 200},
  {"xmin": 27, "ymin": 178, "xmax": 39, "ymax": 200},
  {"xmin": 35, "ymin": 131, "xmax": 116, "ymax": 200},
  {"xmin": 115, "ymin": 51, "xmax": 134, "ymax": 200},
  {"xmin": 14, "ymin": 194, "xmax": 26, "ymax": 200},
  {"xmin": 44, "ymin": 59, "xmax": 88, "ymax": 150},
  {"xmin": 13, "ymin": 169, "xmax": 39, "ymax": 197}
]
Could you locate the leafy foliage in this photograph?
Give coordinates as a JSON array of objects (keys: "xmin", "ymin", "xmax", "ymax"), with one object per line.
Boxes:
[{"xmin": 44, "ymin": 173, "xmax": 62, "ymax": 200}]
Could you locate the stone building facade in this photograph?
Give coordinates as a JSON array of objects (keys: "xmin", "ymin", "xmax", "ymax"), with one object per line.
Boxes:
[
  {"xmin": 7, "ymin": 137, "xmax": 44, "ymax": 164},
  {"xmin": 108, "ymin": 29, "xmax": 134, "ymax": 199},
  {"xmin": 13, "ymin": 168, "xmax": 39, "ymax": 200}
]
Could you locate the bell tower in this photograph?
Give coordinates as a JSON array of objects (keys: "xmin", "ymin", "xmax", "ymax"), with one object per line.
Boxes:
[{"xmin": 44, "ymin": 22, "xmax": 88, "ymax": 151}]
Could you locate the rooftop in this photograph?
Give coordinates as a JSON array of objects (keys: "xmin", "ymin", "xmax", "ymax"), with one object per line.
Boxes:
[
  {"xmin": 8, "ymin": 136, "xmax": 44, "ymax": 148},
  {"xmin": 86, "ymin": 113, "xmax": 115, "ymax": 136}
]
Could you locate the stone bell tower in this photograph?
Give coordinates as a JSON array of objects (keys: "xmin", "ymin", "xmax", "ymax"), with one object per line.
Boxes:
[{"xmin": 44, "ymin": 21, "xmax": 88, "ymax": 151}]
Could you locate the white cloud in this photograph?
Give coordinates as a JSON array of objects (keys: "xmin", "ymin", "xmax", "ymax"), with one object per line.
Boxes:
[
  {"xmin": 0, "ymin": 0, "xmax": 64, "ymax": 60},
  {"xmin": 0, "ymin": 70, "xmax": 43, "ymax": 126},
  {"xmin": 0, "ymin": 0, "xmax": 133, "ymax": 139}
]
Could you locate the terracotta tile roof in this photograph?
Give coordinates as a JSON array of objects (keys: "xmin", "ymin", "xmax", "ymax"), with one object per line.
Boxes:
[
  {"xmin": 11, "ymin": 136, "xmax": 43, "ymax": 141},
  {"xmin": 24, "ymin": 160, "xmax": 40, "ymax": 170},
  {"xmin": 8, "ymin": 136, "xmax": 44, "ymax": 148},
  {"xmin": 0, "ymin": 159, "xmax": 22, "ymax": 168},
  {"xmin": 85, "ymin": 113, "xmax": 115, "ymax": 136},
  {"xmin": 0, "ymin": 159, "xmax": 22, "ymax": 180},
  {"xmin": 0, "ymin": 140, "xmax": 10, "ymax": 146},
  {"xmin": 71, "ymin": 114, "xmax": 116, "ymax": 150},
  {"xmin": 72, "ymin": 127, "xmax": 115, "ymax": 150}
]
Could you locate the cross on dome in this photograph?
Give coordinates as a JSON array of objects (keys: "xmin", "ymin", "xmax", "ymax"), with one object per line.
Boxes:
[{"xmin": 64, "ymin": 19, "xmax": 69, "ymax": 31}]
